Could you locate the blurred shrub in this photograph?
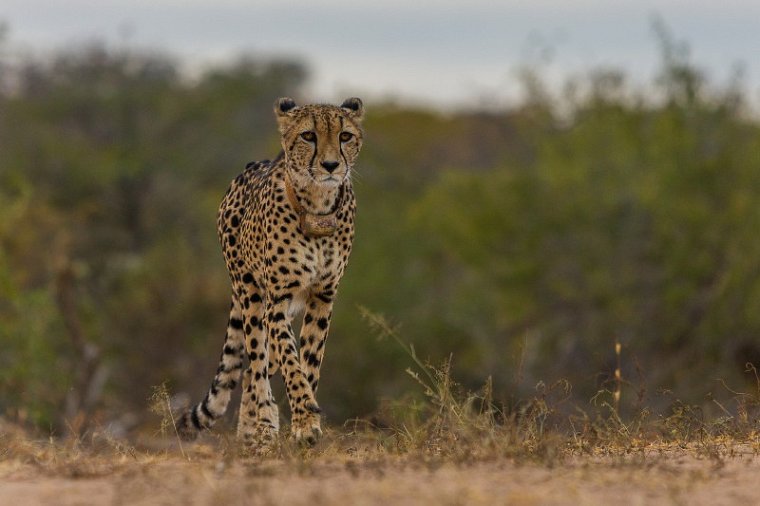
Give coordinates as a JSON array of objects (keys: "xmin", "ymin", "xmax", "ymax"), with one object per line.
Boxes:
[{"xmin": 1, "ymin": 34, "xmax": 759, "ymax": 431}]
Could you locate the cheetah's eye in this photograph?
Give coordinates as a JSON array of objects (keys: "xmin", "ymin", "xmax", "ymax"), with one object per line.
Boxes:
[
  {"xmin": 300, "ymin": 131, "xmax": 317, "ymax": 142},
  {"xmin": 339, "ymin": 131, "xmax": 354, "ymax": 142}
]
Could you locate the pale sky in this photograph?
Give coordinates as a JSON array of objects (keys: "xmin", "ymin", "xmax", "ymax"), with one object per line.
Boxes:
[{"xmin": 2, "ymin": 0, "xmax": 759, "ymax": 108}]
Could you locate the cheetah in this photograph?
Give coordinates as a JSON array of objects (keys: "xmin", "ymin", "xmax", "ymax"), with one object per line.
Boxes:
[{"xmin": 177, "ymin": 97, "xmax": 364, "ymax": 446}]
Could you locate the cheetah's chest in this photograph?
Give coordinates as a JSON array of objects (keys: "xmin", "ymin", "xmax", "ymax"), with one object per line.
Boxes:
[{"xmin": 247, "ymin": 205, "xmax": 349, "ymax": 292}]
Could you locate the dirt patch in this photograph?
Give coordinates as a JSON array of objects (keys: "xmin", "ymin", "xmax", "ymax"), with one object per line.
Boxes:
[{"xmin": 1, "ymin": 445, "xmax": 758, "ymax": 506}]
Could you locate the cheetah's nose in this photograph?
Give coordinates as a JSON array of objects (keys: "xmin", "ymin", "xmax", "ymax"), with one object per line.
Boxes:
[{"xmin": 321, "ymin": 161, "xmax": 339, "ymax": 173}]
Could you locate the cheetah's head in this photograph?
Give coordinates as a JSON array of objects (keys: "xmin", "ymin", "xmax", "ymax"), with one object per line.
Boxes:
[{"xmin": 274, "ymin": 97, "xmax": 364, "ymax": 189}]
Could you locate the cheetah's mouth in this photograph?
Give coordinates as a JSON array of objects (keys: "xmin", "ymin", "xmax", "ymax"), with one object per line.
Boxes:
[
  {"xmin": 304, "ymin": 167, "xmax": 347, "ymax": 187},
  {"xmin": 314, "ymin": 172, "xmax": 345, "ymax": 186}
]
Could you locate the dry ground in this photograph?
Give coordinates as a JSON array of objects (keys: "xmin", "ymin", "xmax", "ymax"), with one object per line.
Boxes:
[
  {"xmin": 1, "ymin": 432, "xmax": 758, "ymax": 506},
  {"xmin": 3, "ymin": 356, "xmax": 759, "ymax": 505}
]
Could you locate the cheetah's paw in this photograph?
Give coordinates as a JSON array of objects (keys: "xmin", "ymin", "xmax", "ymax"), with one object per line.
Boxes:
[{"xmin": 291, "ymin": 410, "xmax": 322, "ymax": 446}]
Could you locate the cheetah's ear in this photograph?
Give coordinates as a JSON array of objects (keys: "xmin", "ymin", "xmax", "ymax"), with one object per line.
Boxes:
[
  {"xmin": 274, "ymin": 97, "xmax": 298, "ymax": 129},
  {"xmin": 340, "ymin": 97, "xmax": 364, "ymax": 122},
  {"xmin": 275, "ymin": 97, "xmax": 297, "ymax": 115}
]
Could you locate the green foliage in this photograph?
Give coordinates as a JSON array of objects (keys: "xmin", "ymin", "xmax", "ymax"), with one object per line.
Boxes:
[
  {"xmin": 0, "ymin": 44, "xmax": 304, "ymax": 428},
  {"xmin": 1, "ymin": 33, "xmax": 759, "ymax": 432},
  {"xmin": 404, "ymin": 63, "xmax": 760, "ymax": 409},
  {"xmin": 0, "ymin": 272, "xmax": 67, "ymax": 427}
]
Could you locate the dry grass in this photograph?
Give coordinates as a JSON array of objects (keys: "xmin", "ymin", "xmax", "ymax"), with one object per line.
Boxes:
[
  {"xmin": 2, "ymin": 312, "xmax": 759, "ymax": 505},
  {"xmin": 1, "ymin": 420, "xmax": 758, "ymax": 506}
]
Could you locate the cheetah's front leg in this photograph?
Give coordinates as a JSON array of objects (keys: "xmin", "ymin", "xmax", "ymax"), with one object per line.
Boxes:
[
  {"xmin": 299, "ymin": 294, "xmax": 334, "ymax": 397},
  {"xmin": 265, "ymin": 297, "xmax": 321, "ymax": 444},
  {"xmin": 237, "ymin": 285, "xmax": 279, "ymax": 447}
]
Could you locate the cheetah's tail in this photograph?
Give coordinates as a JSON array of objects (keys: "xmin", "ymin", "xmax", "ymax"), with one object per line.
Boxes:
[{"xmin": 176, "ymin": 298, "xmax": 246, "ymax": 441}]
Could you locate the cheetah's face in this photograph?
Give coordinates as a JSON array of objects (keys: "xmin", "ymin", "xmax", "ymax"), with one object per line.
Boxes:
[{"xmin": 275, "ymin": 97, "xmax": 364, "ymax": 188}]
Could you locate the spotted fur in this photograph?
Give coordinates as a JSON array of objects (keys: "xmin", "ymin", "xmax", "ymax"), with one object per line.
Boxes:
[{"xmin": 177, "ymin": 97, "xmax": 364, "ymax": 446}]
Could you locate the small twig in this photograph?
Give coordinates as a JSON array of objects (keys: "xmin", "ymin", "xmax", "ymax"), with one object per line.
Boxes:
[
  {"xmin": 711, "ymin": 399, "xmax": 733, "ymax": 419},
  {"xmin": 166, "ymin": 396, "xmax": 188, "ymax": 461},
  {"xmin": 613, "ymin": 340, "xmax": 622, "ymax": 415},
  {"xmin": 745, "ymin": 362, "xmax": 760, "ymax": 395}
]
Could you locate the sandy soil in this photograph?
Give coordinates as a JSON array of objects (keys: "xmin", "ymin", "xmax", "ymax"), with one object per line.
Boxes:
[{"xmin": 1, "ymin": 447, "xmax": 758, "ymax": 506}]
